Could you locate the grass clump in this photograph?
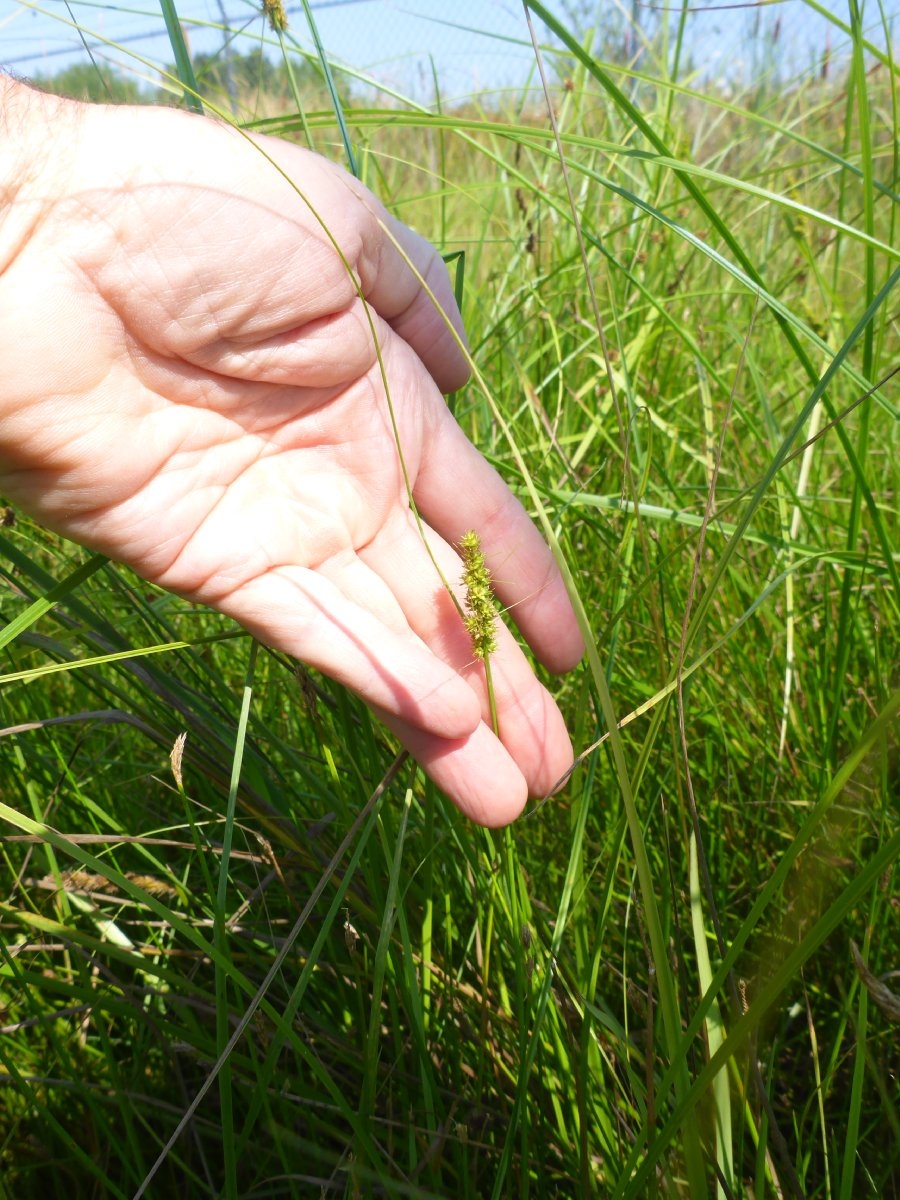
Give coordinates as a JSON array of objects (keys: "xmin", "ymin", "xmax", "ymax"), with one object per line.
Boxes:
[{"xmin": 2, "ymin": 1, "xmax": 899, "ymax": 1197}]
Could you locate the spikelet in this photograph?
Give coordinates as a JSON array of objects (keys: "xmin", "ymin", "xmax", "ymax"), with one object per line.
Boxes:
[
  {"xmin": 459, "ymin": 529, "xmax": 498, "ymax": 660},
  {"xmin": 262, "ymin": 0, "xmax": 288, "ymax": 34}
]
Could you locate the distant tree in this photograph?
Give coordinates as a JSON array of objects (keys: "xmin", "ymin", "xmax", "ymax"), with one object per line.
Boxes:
[
  {"xmin": 32, "ymin": 62, "xmax": 147, "ymax": 104},
  {"xmin": 32, "ymin": 51, "xmax": 332, "ymax": 111},
  {"xmin": 189, "ymin": 49, "xmax": 327, "ymax": 105}
]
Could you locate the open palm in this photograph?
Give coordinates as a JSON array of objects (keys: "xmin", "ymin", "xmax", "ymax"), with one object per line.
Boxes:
[{"xmin": 0, "ymin": 92, "xmax": 583, "ymax": 824}]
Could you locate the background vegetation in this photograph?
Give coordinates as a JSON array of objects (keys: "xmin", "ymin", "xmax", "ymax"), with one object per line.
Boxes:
[{"xmin": 2, "ymin": 2, "xmax": 898, "ymax": 1197}]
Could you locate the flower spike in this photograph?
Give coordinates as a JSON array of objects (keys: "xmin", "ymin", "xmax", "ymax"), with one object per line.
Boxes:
[{"xmin": 459, "ymin": 529, "xmax": 498, "ymax": 661}]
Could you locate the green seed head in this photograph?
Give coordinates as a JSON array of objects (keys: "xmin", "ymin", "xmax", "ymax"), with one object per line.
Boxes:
[
  {"xmin": 262, "ymin": 0, "xmax": 288, "ymax": 34},
  {"xmin": 459, "ymin": 529, "xmax": 498, "ymax": 660}
]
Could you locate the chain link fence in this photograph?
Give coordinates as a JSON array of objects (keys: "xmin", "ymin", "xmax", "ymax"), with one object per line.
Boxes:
[{"xmin": 3, "ymin": 1, "xmax": 899, "ymax": 101}]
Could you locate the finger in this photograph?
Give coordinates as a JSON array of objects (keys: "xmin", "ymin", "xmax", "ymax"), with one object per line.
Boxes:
[
  {"xmin": 379, "ymin": 682, "xmax": 573, "ymax": 827},
  {"xmin": 218, "ymin": 565, "xmax": 481, "ymax": 740},
  {"xmin": 360, "ymin": 211, "xmax": 471, "ymax": 394},
  {"xmin": 376, "ymin": 710, "xmax": 529, "ymax": 827},
  {"xmin": 257, "ymin": 534, "xmax": 572, "ymax": 819},
  {"xmin": 361, "ymin": 515, "xmax": 575, "ymax": 797},
  {"xmin": 413, "ymin": 408, "xmax": 584, "ymax": 675},
  {"xmin": 256, "ymin": 138, "xmax": 470, "ymax": 393}
]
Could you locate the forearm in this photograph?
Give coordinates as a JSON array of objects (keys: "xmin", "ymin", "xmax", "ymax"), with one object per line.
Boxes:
[
  {"xmin": 0, "ymin": 75, "xmax": 81, "ymax": 271},
  {"xmin": 0, "ymin": 76, "xmax": 84, "ymax": 493}
]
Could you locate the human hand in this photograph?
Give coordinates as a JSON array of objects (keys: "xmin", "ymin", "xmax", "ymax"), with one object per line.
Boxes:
[{"xmin": 0, "ymin": 82, "xmax": 584, "ymax": 825}]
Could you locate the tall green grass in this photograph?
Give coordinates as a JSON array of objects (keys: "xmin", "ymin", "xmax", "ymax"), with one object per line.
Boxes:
[{"xmin": 1, "ymin": 2, "xmax": 898, "ymax": 1196}]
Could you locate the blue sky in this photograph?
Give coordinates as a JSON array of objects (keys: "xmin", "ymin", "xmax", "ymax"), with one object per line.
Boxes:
[
  {"xmin": 5, "ymin": 1, "xmax": 564, "ymax": 99},
  {"xmin": 2, "ymin": 1, "xmax": 898, "ymax": 102}
]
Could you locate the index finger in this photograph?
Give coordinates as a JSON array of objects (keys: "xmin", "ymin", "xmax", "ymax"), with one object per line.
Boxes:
[{"xmin": 358, "ymin": 206, "xmax": 471, "ymax": 394}]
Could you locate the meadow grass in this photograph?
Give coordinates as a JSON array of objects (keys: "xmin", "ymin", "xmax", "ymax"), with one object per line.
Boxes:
[{"xmin": 1, "ymin": 2, "xmax": 898, "ymax": 1197}]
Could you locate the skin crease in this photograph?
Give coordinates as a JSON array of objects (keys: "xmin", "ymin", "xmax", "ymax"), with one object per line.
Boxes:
[{"xmin": 0, "ymin": 79, "xmax": 585, "ymax": 827}]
